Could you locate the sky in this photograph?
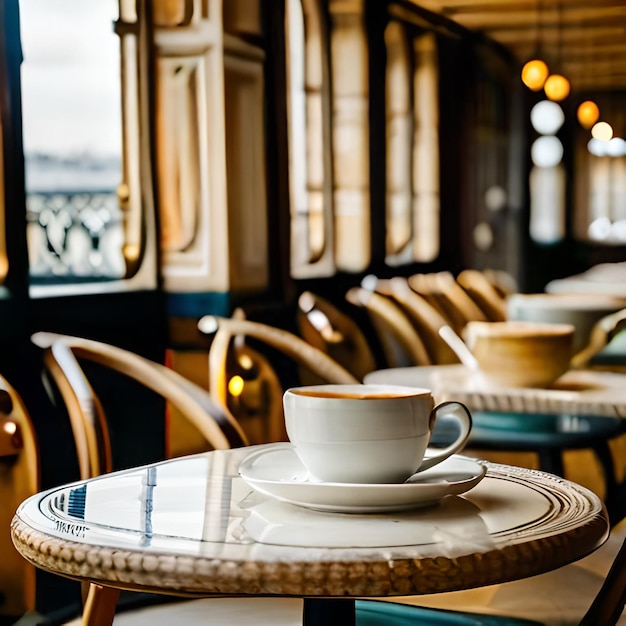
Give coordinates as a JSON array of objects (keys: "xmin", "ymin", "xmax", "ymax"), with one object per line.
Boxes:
[{"xmin": 19, "ymin": 0, "xmax": 122, "ymax": 157}]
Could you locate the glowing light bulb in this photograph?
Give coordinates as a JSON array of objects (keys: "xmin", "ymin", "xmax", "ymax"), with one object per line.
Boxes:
[
  {"xmin": 228, "ymin": 375, "xmax": 244, "ymax": 397},
  {"xmin": 577, "ymin": 101, "xmax": 600, "ymax": 129},
  {"xmin": 530, "ymin": 100, "xmax": 564, "ymax": 135},
  {"xmin": 237, "ymin": 354, "xmax": 254, "ymax": 370},
  {"xmin": 521, "ymin": 59, "xmax": 549, "ymax": 91},
  {"xmin": 544, "ymin": 74, "xmax": 570, "ymax": 101},
  {"xmin": 531, "ymin": 136, "xmax": 563, "ymax": 167},
  {"xmin": 591, "ymin": 121, "xmax": 613, "ymax": 141}
]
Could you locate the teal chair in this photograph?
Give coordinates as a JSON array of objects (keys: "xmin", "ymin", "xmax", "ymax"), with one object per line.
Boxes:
[
  {"xmin": 301, "ymin": 599, "xmax": 543, "ymax": 625},
  {"xmin": 356, "ymin": 600, "xmax": 543, "ymax": 625}
]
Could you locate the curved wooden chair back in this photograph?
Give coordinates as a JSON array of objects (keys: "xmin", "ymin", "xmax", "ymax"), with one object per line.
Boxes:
[
  {"xmin": 0, "ymin": 375, "xmax": 38, "ymax": 618},
  {"xmin": 297, "ymin": 290, "xmax": 377, "ymax": 381},
  {"xmin": 31, "ymin": 332, "xmax": 248, "ymax": 481},
  {"xmin": 224, "ymin": 335, "xmax": 288, "ymax": 443},
  {"xmin": 345, "ymin": 286, "xmax": 432, "ymax": 367},
  {"xmin": 456, "ymin": 269, "xmax": 508, "ymax": 322},
  {"xmin": 409, "ymin": 272, "xmax": 488, "ymax": 333},
  {"xmin": 405, "ymin": 273, "xmax": 451, "ymax": 320},
  {"xmin": 198, "ymin": 315, "xmax": 359, "ymax": 440},
  {"xmin": 375, "ymin": 277, "xmax": 459, "ymax": 365},
  {"xmin": 483, "ymin": 268, "xmax": 518, "ymax": 299},
  {"xmin": 432, "ymin": 272, "xmax": 489, "ymax": 329},
  {"xmin": 30, "ymin": 332, "xmax": 250, "ymax": 624}
]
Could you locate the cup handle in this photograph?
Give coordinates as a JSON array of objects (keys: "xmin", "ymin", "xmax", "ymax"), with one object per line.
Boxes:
[{"xmin": 417, "ymin": 401, "xmax": 472, "ymax": 472}]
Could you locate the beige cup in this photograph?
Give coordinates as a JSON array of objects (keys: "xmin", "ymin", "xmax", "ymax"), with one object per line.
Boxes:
[
  {"xmin": 463, "ymin": 320, "xmax": 574, "ymax": 388},
  {"xmin": 283, "ymin": 384, "xmax": 472, "ymax": 484}
]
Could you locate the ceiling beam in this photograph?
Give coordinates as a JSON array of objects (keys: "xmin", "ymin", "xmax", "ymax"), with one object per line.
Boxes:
[{"xmin": 453, "ymin": 7, "xmax": 626, "ymax": 30}]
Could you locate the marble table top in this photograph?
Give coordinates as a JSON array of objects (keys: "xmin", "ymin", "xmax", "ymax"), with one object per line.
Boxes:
[
  {"xmin": 11, "ymin": 444, "xmax": 608, "ymax": 599},
  {"xmin": 365, "ymin": 365, "xmax": 626, "ymax": 418}
]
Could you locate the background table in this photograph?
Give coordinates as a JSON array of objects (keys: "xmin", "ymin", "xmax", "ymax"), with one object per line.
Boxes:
[
  {"xmin": 11, "ymin": 445, "xmax": 609, "ymax": 625},
  {"xmin": 365, "ymin": 365, "xmax": 626, "ymax": 523}
]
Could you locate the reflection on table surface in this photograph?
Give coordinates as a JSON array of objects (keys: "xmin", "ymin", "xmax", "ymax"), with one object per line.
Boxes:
[{"xmin": 12, "ymin": 445, "xmax": 609, "ymax": 599}]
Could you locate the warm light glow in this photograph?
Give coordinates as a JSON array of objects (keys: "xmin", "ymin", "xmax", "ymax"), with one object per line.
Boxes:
[
  {"xmin": 530, "ymin": 100, "xmax": 564, "ymax": 135},
  {"xmin": 237, "ymin": 354, "xmax": 254, "ymax": 370},
  {"xmin": 607, "ymin": 137, "xmax": 626, "ymax": 157},
  {"xmin": 588, "ymin": 217, "xmax": 612, "ymax": 241},
  {"xmin": 3, "ymin": 420, "xmax": 16, "ymax": 436},
  {"xmin": 588, "ymin": 137, "xmax": 607, "ymax": 157},
  {"xmin": 228, "ymin": 375, "xmax": 244, "ymax": 397},
  {"xmin": 531, "ymin": 136, "xmax": 563, "ymax": 168},
  {"xmin": 544, "ymin": 74, "xmax": 570, "ymax": 101},
  {"xmin": 591, "ymin": 121, "xmax": 613, "ymax": 141},
  {"xmin": 521, "ymin": 59, "xmax": 549, "ymax": 91},
  {"xmin": 577, "ymin": 100, "xmax": 600, "ymax": 129}
]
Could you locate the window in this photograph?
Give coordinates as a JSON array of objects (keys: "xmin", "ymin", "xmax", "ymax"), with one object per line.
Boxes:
[
  {"xmin": 286, "ymin": 0, "xmax": 335, "ymax": 278},
  {"xmin": 385, "ymin": 23, "xmax": 440, "ymax": 265},
  {"xmin": 19, "ymin": 0, "xmax": 157, "ymax": 297},
  {"xmin": 574, "ymin": 128, "xmax": 626, "ymax": 244},
  {"xmin": 287, "ymin": 0, "xmax": 371, "ymax": 278}
]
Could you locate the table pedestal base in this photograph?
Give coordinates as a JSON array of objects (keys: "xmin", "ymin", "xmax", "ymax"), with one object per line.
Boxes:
[{"xmin": 303, "ymin": 598, "xmax": 356, "ymax": 625}]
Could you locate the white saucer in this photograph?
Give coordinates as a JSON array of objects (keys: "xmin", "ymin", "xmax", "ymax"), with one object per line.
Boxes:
[{"xmin": 238, "ymin": 444, "xmax": 486, "ymax": 513}]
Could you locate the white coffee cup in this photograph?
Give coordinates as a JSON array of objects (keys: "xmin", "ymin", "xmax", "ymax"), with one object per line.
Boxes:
[{"xmin": 283, "ymin": 384, "xmax": 472, "ymax": 484}]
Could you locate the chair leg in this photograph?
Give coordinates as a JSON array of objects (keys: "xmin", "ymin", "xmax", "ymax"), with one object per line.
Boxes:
[
  {"xmin": 537, "ymin": 449, "xmax": 564, "ymax": 476},
  {"xmin": 82, "ymin": 583, "xmax": 119, "ymax": 626},
  {"xmin": 593, "ymin": 441, "xmax": 623, "ymax": 526}
]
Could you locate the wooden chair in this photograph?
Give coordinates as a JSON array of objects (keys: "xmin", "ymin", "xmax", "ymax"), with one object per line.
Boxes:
[
  {"xmin": 580, "ymin": 533, "xmax": 626, "ymax": 625},
  {"xmin": 457, "ymin": 269, "xmax": 508, "ymax": 322},
  {"xmin": 483, "ymin": 268, "xmax": 518, "ymax": 299},
  {"xmin": 393, "ymin": 521, "xmax": 626, "ymax": 626},
  {"xmin": 345, "ymin": 285, "xmax": 432, "ymax": 367},
  {"xmin": 405, "ymin": 273, "xmax": 453, "ymax": 321},
  {"xmin": 371, "ymin": 276, "xmax": 459, "ymax": 365},
  {"xmin": 29, "ymin": 331, "xmax": 256, "ymax": 625},
  {"xmin": 31, "ymin": 332, "xmax": 248, "ymax": 481},
  {"xmin": 198, "ymin": 315, "xmax": 359, "ymax": 436},
  {"xmin": 297, "ymin": 290, "xmax": 377, "ymax": 381},
  {"xmin": 407, "ymin": 272, "xmax": 486, "ymax": 335},
  {"xmin": 0, "ymin": 375, "xmax": 39, "ymax": 621}
]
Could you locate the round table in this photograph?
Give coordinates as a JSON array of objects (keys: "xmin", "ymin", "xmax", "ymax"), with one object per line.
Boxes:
[{"xmin": 11, "ymin": 445, "xmax": 609, "ymax": 625}]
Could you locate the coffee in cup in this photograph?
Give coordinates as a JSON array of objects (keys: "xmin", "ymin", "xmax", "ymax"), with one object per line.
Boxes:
[{"xmin": 283, "ymin": 384, "xmax": 472, "ymax": 484}]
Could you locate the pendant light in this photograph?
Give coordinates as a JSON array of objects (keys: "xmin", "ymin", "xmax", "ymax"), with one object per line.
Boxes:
[
  {"xmin": 522, "ymin": 60, "xmax": 549, "ymax": 91},
  {"xmin": 544, "ymin": 74, "xmax": 570, "ymax": 102},
  {"xmin": 543, "ymin": 3, "xmax": 570, "ymax": 102},
  {"xmin": 577, "ymin": 101, "xmax": 600, "ymax": 129},
  {"xmin": 521, "ymin": 1, "xmax": 548, "ymax": 91}
]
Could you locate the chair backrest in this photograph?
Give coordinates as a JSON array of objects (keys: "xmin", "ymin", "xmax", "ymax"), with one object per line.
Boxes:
[
  {"xmin": 409, "ymin": 272, "xmax": 489, "ymax": 333},
  {"xmin": 297, "ymin": 290, "xmax": 377, "ymax": 381},
  {"xmin": 456, "ymin": 269, "xmax": 508, "ymax": 322},
  {"xmin": 345, "ymin": 285, "xmax": 432, "ymax": 367},
  {"xmin": 0, "ymin": 375, "xmax": 39, "ymax": 617},
  {"xmin": 483, "ymin": 268, "xmax": 518, "ymax": 298},
  {"xmin": 372, "ymin": 277, "xmax": 459, "ymax": 365},
  {"xmin": 31, "ymin": 332, "xmax": 248, "ymax": 481},
  {"xmin": 198, "ymin": 315, "xmax": 359, "ymax": 438},
  {"xmin": 406, "ymin": 273, "xmax": 452, "ymax": 320}
]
